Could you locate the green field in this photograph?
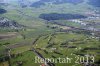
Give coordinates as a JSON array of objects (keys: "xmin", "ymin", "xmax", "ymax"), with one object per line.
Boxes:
[
  {"xmin": 0, "ymin": 1, "xmax": 100, "ymax": 66},
  {"xmin": 33, "ymin": 32, "xmax": 100, "ymax": 66},
  {"xmin": 1, "ymin": 32, "xmax": 99, "ymax": 66}
]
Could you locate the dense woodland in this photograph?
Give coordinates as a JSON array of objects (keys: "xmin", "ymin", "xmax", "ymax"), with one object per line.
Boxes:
[
  {"xmin": 39, "ymin": 13, "xmax": 87, "ymax": 20},
  {"xmin": 0, "ymin": 8, "xmax": 7, "ymax": 14}
]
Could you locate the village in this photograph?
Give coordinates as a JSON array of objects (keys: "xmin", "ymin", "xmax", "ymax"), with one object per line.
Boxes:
[{"xmin": 68, "ymin": 10, "xmax": 100, "ymax": 31}]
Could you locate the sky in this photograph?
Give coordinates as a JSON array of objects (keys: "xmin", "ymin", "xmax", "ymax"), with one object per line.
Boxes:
[{"xmin": 0, "ymin": 0, "xmax": 40, "ymax": 3}]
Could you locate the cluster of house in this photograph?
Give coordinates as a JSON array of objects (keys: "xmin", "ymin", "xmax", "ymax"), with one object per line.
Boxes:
[
  {"xmin": 68, "ymin": 10, "xmax": 100, "ymax": 32},
  {"xmin": 69, "ymin": 19, "xmax": 87, "ymax": 26}
]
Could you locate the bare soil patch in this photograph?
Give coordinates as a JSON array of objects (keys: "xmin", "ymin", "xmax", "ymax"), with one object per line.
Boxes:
[{"xmin": 0, "ymin": 32, "xmax": 19, "ymax": 40}]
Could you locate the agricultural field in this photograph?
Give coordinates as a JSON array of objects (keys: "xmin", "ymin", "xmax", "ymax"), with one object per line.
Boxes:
[
  {"xmin": 0, "ymin": 0, "xmax": 100, "ymax": 66},
  {"xmin": 2, "ymin": 31, "xmax": 99, "ymax": 66},
  {"xmin": 33, "ymin": 32, "xmax": 100, "ymax": 66}
]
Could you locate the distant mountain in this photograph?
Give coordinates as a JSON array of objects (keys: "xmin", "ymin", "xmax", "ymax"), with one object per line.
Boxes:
[
  {"xmin": 88, "ymin": 0, "xmax": 100, "ymax": 7},
  {"xmin": 30, "ymin": 1, "xmax": 45, "ymax": 8},
  {"xmin": 17, "ymin": 0, "xmax": 40, "ymax": 8},
  {"xmin": 0, "ymin": 17, "xmax": 24, "ymax": 29},
  {"xmin": 1, "ymin": 0, "xmax": 100, "ymax": 8},
  {"xmin": 30, "ymin": 0, "xmax": 84, "ymax": 7}
]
